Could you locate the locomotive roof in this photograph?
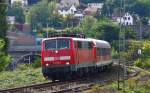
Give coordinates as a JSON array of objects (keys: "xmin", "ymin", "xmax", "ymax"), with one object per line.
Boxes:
[
  {"xmin": 88, "ymin": 38, "xmax": 111, "ymax": 48},
  {"xmin": 42, "ymin": 37, "xmax": 111, "ymax": 48}
]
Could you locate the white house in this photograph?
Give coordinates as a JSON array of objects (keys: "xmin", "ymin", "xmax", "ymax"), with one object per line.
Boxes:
[
  {"xmin": 148, "ymin": 20, "xmax": 150, "ymax": 25},
  {"xmin": 11, "ymin": 0, "xmax": 28, "ymax": 6},
  {"xmin": 116, "ymin": 12, "xmax": 134, "ymax": 25},
  {"xmin": 74, "ymin": 11, "xmax": 84, "ymax": 20},
  {"xmin": 7, "ymin": 16, "xmax": 15, "ymax": 24},
  {"xmin": 58, "ymin": 5, "xmax": 77, "ymax": 17},
  {"xmin": 87, "ymin": 3, "xmax": 104, "ymax": 9}
]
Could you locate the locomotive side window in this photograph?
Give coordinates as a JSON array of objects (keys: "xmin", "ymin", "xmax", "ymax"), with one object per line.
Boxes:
[
  {"xmin": 77, "ymin": 41, "xmax": 82, "ymax": 49},
  {"xmin": 82, "ymin": 42, "xmax": 88, "ymax": 49},
  {"xmin": 97, "ymin": 48, "xmax": 110, "ymax": 56},
  {"xmin": 74, "ymin": 41, "xmax": 77, "ymax": 48},
  {"xmin": 101, "ymin": 48, "xmax": 106, "ymax": 56},
  {"xmin": 96, "ymin": 48, "xmax": 100, "ymax": 56},
  {"xmin": 77, "ymin": 41, "xmax": 93, "ymax": 49},
  {"xmin": 88, "ymin": 42, "xmax": 93, "ymax": 49}
]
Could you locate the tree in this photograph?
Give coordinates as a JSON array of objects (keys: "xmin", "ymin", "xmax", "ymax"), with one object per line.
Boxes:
[
  {"xmin": 93, "ymin": 19, "xmax": 120, "ymax": 43},
  {"xmin": 131, "ymin": 0, "xmax": 150, "ymax": 17},
  {"xmin": 130, "ymin": 0, "xmax": 150, "ymax": 24},
  {"xmin": 0, "ymin": 1, "xmax": 11, "ymax": 71},
  {"xmin": 26, "ymin": 0, "xmax": 56, "ymax": 30},
  {"xmin": 0, "ymin": 0, "xmax": 8, "ymax": 53},
  {"xmin": 125, "ymin": 27, "xmax": 136, "ymax": 39},
  {"xmin": 8, "ymin": 2, "xmax": 25, "ymax": 23}
]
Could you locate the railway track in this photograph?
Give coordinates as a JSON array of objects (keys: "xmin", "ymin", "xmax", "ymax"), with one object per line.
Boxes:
[
  {"xmin": 0, "ymin": 79, "xmax": 112, "ymax": 93},
  {"xmin": 0, "ymin": 79, "xmax": 87, "ymax": 93},
  {"xmin": 0, "ymin": 65, "xmax": 138, "ymax": 93}
]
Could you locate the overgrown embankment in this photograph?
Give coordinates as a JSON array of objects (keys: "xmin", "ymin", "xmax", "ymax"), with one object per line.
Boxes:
[{"xmin": 0, "ymin": 66, "xmax": 48, "ymax": 89}]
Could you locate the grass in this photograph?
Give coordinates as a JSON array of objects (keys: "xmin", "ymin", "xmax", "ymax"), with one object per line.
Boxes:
[
  {"xmin": 0, "ymin": 66, "xmax": 48, "ymax": 89},
  {"xmin": 88, "ymin": 67, "xmax": 150, "ymax": 93}
]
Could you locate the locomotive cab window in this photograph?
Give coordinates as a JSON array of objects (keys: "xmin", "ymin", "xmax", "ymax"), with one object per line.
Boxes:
[
  {"xmin": 57, "ymin": 39, "xmax": 70, "ymax": 49},
  {"xmin": 45, "ymin": 39, "xmax": 70, "ymax": 50},
  {"xmin": 45, "ymin": 39, "xmax": 56, "ymax": 50}
]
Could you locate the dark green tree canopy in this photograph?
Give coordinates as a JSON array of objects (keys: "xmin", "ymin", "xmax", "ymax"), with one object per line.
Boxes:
[{"xmin": 7, "ymin": 2, "xmax": 25, "ymax": 23}]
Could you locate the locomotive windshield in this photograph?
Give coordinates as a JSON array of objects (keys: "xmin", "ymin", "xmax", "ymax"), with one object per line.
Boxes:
[{"xmin": 45, "ymin": 39, "xmax": 70, "ymax": 50}]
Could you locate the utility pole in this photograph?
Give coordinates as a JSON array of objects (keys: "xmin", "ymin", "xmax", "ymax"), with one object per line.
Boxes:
[
  {"xmin": 46, "ymin": 23, "xmax": 49, "ymax": 38},
  {"xmin": 118, "ymin": 0, "xmax": 127, "ymax": 91}
]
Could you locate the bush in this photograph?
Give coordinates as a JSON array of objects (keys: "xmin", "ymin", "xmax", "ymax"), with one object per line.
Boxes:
[
  {"xmin": 0, "ymin": 55, "xmax": 12, "ymax": 71},
  {"xmin": 31, "ymin": 57, "xmax": 41, "ymax": 68},
  {"xmin": 17, "ymin": 64, "xmax": 31, "ymax": 70},
  {"xmin": 143, "ymin": 58, "xmax": 150, "ymax": 68},
  {"xmin": 112, "ymin": 48, "xmax": 119, "ymax": 59},
  {"xmin": 134, "ymin": 59, "xmax": 142, "ymax": 67}
]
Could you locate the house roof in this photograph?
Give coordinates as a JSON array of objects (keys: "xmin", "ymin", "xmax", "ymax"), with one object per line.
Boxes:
[
  {"xmin": 83, "ymin": 6, "xmax": 99, "ymax": 15},
  {"xmin": 60, "ymin": 0, "xmax": 79, "ymax": 7},
  {"xmin": 58, "ymin": 5, "xmax": 76, "ymax": 11},
  {"xmin": 59, "ymin": 7, "xmax": 70, "ymax": 11}
]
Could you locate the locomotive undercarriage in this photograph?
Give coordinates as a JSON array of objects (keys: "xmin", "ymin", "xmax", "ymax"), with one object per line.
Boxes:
[{"xmin": 42, "ymin": 63, "xmax": 112, "ymax": 81}]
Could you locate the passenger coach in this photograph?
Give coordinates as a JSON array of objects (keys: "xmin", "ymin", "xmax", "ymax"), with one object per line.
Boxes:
[{"xmin": 41, "ymin": 37, "xmax": 112, "ymax": 80}]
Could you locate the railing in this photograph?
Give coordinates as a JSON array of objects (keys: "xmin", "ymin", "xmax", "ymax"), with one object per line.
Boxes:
[{"xmin": 8, "ymin": 46, "xmax": 41, "ymax": 52}]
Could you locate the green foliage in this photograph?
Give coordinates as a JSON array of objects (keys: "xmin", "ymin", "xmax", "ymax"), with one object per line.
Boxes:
[
  {"xmin": 143, "ymin": 31, "xmax": 150, "ymax": 39},
  {"xmin": 0, "ymin": 55, "xmax": 11, "ymax": 71},
  {"xmin": 131, "ymin": 0, "xmax": 150, "ymax": 17},
  {"xmin": 75, "ymin": 18, "xmax": 120, "ymax": 43},
  {"xmin": 98, "ymin": 20, "xmax": 119, "ymax": 42},
  {"xmin": 0, "ymin": 1, "xmax": 10, "ymax": 72},
  {"xmin": 17, "ymin": 64, "xmax": 31, "ymax": 71},
  {"xmin": 27, "ymin": 0, "xmax": 57, "ymax": 29},
  {"xmin": 0, "ymin": 68, "xmax": 48, "ymax": 89},
  {"xmin": 132, "ymin": 41, "xmax": 150, "ymax": 68},
  {"xmin": 0, "ymin": 39, "xmax": 5, "ymax": 51},
  {"xmin": 0, "ymin": 0, "xmax": 8, "ymax": 53},
  {"xmin": 102, "ymin": 0, "xmax": 150, "ymax": 24},
  {"xmin": 31, "ymin": 57, "xmax": 41, "ymax": 68},
  {"xmin": 8, "ymin": 2, "xmax": 25, "ymax": 23},
  {"xmin": 134, "ymin": 59, "xmax": 143, "ymax": 67},
  {"xmin": 125, "ymin": 27, "xmax": 136, "ymax": 39},
  {"xmin": 112, "ymin": 48, "xmax": 119, "ymax": 59},
  {"xmin": 142, "ymin": 58, "xmax": 150, "ymax": 68},
  {"xmin": 0, "ymin": 39, "xmax": 11, "ymax": 72}
]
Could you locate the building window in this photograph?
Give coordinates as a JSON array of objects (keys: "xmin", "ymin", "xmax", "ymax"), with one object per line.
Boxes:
[{"xmin": 128, "ymin": 17, "xmax": 130, "ymax": 20}]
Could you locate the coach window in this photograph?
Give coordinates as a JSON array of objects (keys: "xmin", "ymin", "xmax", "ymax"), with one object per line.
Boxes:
[
  {"xmin": 88, "ymin": 42, "xmax": 93, "ymax": 49},
  {"xmin": 77, "ymin": 41, "xmax": 82, "ymax": 49},
  {"xmin": 97, "ymin": 48, "xmax": 101, "ymax": 56},
  {"xmin": 101, "ymin": 48, "xmax": 106, "ymax": 56},
  {"xmin": 82, "ymin": 42, "xmax": 88, "ymax": 49},
  {"xmin": 74, "ymin": 41, "xmax": 77, "ymax": 48}
]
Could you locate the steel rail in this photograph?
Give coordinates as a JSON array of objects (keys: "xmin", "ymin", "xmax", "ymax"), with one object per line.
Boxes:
[
  {"xmin": 0, "ymin": 79, "xmax": 87, "ymax": 93},
  {"xmin": 0, "ymin": 81, "xmax": 62, "ymax": 93}
]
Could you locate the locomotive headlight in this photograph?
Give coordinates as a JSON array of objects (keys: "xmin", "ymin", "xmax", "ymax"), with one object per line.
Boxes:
[
  {"xmin": 46, "ymin": 63, "xmax": 49, "ymax": 66},
  {"xmin": 44, "ymin": 57, "xmax": 54, "ymax": 61},
  {"xmin": 66, "ymin": 62, "xmax": 70, "ymax": 65},
  {"xmin": 60, "ymin": 56, "xmax": 71, "ymax": 60}
]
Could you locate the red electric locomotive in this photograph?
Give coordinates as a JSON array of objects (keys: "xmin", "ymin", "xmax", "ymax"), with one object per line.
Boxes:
[{"xmin": 41, "ymin": 37, "xmax": 112, "ymax": 80}]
